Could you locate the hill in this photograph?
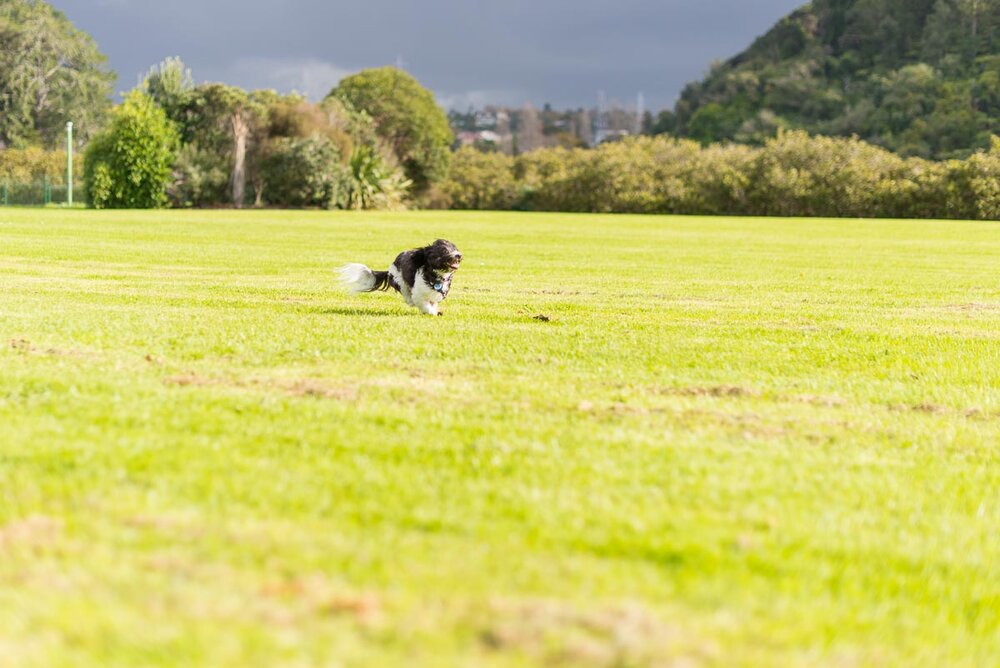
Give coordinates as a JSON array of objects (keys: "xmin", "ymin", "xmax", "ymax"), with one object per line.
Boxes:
[{"xmin": 673, "ymin": 0, "xmax": 1000, "ymax": 158}]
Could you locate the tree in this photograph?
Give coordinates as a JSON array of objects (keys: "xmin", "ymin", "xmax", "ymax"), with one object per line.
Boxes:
[
  {"xmin": 575, "ymin": 109, "xmax": 594, "ymax": 146},
  {"xmin": 922, "ymin": 80, "xmax": 990, "ymax": 156},
  {"xmin": 144, "ymin": 57, "xmax": 194, "ymax": 123},
  {"xmin": 496, "ymin": 109, "xmax": 515, "ymax": 154},
  {"xmin": 922, "ymin": 1, "xmax": 968, "ymax": 63},
  {"xmin": 650, "ymin": 110, "xmax": 677, "ymax": 136},
  {"xmin": 872, "ymin": 63, "xmax": 941, "ymax": 136},
  {"xmin": 687, "ymin": 103, "xmax": 747, "ymax": 144},
  {"xmin": 83, "ymin": 91, "xmax": 179, "ymax": 209},
  {"xmin": 516, "ymin": 104, "xmax": 544, "ymax": 153},
  {"xmin": 328, "ymin": 67, "xmax": 452, "ymax": 194},
  {"xmin": 176, "ymin": 83, "xmax": 268, "ymax": 207},
  {"xmin": 0, "ymin": 0, "xmax": 115, "ymax": 148}
]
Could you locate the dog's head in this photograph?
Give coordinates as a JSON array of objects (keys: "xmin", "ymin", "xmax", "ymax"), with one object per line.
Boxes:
[{"xmin": 425, "ymin": 239, "xmax": 463, "ymax": 273}]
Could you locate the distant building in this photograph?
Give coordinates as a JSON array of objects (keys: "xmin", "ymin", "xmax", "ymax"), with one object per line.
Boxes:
[
  {"xmin": 456, "ymin": 130, "xmax": 502, "ymax": 147},
  {"xmin": 474, "ymin": 111, "xmax": 498, "ymax": 128},
  {"xmin": 594, "ymin": 128, "xmax": 631, "ymax": 144}
]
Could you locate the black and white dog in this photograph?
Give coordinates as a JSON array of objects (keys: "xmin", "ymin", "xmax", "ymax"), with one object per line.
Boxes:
[{"xmin": 338, "ymin": 239, "xmax": 463, "ymax": 316}]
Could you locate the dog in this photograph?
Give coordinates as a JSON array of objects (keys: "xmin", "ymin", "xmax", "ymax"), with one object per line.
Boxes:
[{"xmin": 337, "ymin": 239, "xmax": 463, "ymax": 316}]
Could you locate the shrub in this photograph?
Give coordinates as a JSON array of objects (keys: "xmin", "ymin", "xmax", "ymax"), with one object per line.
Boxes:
[
  {"xmin": 166, "ymin": 143, "xmax": 230, "ymax": 208},
  {"xmin": 441, "ymin": 147, "xmax": 518, "ymax": 210},
  {"xmin": 88, "ymin": 163, "xmax": 113, "ymax": 208},
  {"xmin": 83, "ymin": 91, "xmax": 179, "ymax": 209},
  {"xmin": 441, "ymin": 132, "xmax": 1000, "ymax": 220},
  {"xmin": 681, "ymin": 142, "xmax": 755, "ymax": 215},
  {"xmin": 746, "ymin": 131, "xmax": 911, "ymax": 217},
  {"xmin": 0, "ymin": 147, "xmax": 81, "ymax": 185},
  {"xmin": 259, "ymin": 137, "xmax": 350, "ymax": 209},
  {"xmin": 344, "ymin": 145, "xmax": 410, "ymax": 211},
  {"xmin": 515, "ymin": 147, "xmax": 576, "ymax": 211}
]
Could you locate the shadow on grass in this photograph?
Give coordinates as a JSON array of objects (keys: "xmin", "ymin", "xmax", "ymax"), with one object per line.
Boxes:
[{"xmin": 316, "ymin": 306, "xmax": 407, "ymax": 317}]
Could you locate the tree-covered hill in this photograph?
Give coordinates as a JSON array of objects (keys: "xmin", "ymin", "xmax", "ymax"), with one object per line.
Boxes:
[{"xmin": 672, "ymin": 0, "xmax": 1000, "ymax": 158}]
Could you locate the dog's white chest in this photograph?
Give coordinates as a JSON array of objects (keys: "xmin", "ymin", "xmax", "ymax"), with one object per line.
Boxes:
[
  {"xmin": 409, "ymin": 269, "xmax": 452, "ymax": 315},
  {"xmin": 411, "ymin": 270, "xmax": 444, "ymax": 303}
]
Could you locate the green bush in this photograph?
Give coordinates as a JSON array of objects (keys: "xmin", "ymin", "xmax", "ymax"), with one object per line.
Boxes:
[
  {"xmin": 515, "ymin": 148, "xmax": 576, "ymax": 211},
  {"xmin": 963, "ymin": 142, "xmax": 1000, "ymax": 220},
  {"xmin": 441, "ymin": 147, "xmax": 518, "ymax": 210},
  {"xmin": 746, "ymin": 131, "xmax": 908, "ymax": 217},
  {"xmin": 88, "ymin": 163, "xmax": 113, "ymax": 207},
  {"xmin": 166, "ymin": 143, "xmax": 230, "ymax": 208},
  {"xmin": 259, "ymin": 137, "xmax": 350, "ymax": 209},
  {"xmin": 344, "ymin": 145, "xmax": 411, "ymax": 211},
  {"xmin": 83, "ymin": 91, "xmax": 179, "ymax": 209}
]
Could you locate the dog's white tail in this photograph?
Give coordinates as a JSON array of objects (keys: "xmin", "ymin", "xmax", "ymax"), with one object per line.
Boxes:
[{"xmin": 337, "ymin": 263, "xmax": 379, "ymax": 293}]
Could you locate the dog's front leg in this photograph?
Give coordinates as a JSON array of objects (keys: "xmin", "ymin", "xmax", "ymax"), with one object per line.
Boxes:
[{"xmin": 416, "ymin": 300, "xmax": 439, "ymax": 316}]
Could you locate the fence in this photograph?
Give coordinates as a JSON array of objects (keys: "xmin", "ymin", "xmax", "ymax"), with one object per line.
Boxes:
[{"xmin": 0, "ymin": 180, "xmax": 85, "ymax": 207}]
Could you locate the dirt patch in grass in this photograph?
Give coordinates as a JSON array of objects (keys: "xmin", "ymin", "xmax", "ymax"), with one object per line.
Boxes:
[
  {"xmin": 529, "ymin": 289, "xmax": 598, "ymax": 296},
  {"xmin": 576, "ymin": 401, "xmax": 787, "ymax": 439},
  {"xmin": 886, "ymin": 402, "xmax": 1000, "ymax": 420},
  {"xmin": 945, "ymin": 302, "xmax": 1000, "ymax": 312},
  {"xmin": 163, "ymin": 368, "xmax": 482, "ymax": 404},
  {"xmin": 576, "ymin": 401, "xmax": 669, "ymax": 417},
  {"xmin": 792, "ymin": 394, "xmax": 847, "ymax": 408},
  {"xmin": 479, "ymin": 599, "xmax": 709, "ymax": 667},
  {"xmin": 260, "ymin": 576, "xmax": 382, "ymax": 625},
  {"xmin": 514, "ymin": 306, "xmax": 557, "ymax": 321},
  {"xmin": 903, "ymin": 302, "xmax": 1000, "ymax": 318},
  {"xmin": 658, "ymin": 385, "xmax": 762, "ymax": 399},
  {"xmin": 123, "ymin": 514, "xmax": 202, "ymax": 532},
  {"xmin": 164, "ymin": 372, "xmax": 217, "ymax": 388},
  {"xmin": 889, "ymin": 402, "xmax": 948, "ymax": 415},
  {"xmin": 963, "ymin": 407, "xmax": 1000, "ymax": 420},
  {"xmin": 8, "ymin": 338, "xmax": 32, "ymax": 353},
  {"xmin": 649, "ymin": 385, "xmax": 851, "ymax": 409},
  {"xmin": 164, "ymin": 373, "xmax": 358, "ymax": 401},
  {"xmin": 7, "ymin": 338, "xmax": 93, "ymax": 359},
  {"xmin": 364, "ymin": 374, "xmax": 459, "ymax": 400},
  {"xmin": 0, "ymin": 515, "xmax": 63, "ymax": 551},
  {"xmin": 283, "ymin": 380, "xmax": 357, "ymax": 400}
]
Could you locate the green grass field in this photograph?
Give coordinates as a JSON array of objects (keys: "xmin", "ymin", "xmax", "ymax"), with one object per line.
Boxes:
[{"xmin": 1, "ymin": 208, "xmax": 998, "ymax": 667}]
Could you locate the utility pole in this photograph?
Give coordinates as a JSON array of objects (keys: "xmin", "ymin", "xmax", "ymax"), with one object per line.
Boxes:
[
  {"xmin": 596, "ymin": 90, "xmax": 608, "ymax": 144},
  {"xmin": 636, "ymin": 92, "xmax": 645, "ymax": 135},
  {"xmin": 66, "ymin": 121, "xmax": 73, "ymax": 207}
]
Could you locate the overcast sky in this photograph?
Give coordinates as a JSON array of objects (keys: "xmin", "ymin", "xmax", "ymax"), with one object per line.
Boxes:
[{"xmin": 52, "ymin": 0, "xmax": 804, "ymax": 111}]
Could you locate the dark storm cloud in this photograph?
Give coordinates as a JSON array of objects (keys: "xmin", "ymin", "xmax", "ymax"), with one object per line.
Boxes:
[{"xmin": 52, "ymin": 0, "xmax": 805, "ymax": 110}]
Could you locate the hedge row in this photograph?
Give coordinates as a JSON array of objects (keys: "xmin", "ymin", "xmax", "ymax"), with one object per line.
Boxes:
[
  {"xmin": 0, "ymin": 147, "xmax": 82, "ymax": 186},
  {"xmin": 437, "ymin": 131, "xmax": 1000, "ymax": 220}
]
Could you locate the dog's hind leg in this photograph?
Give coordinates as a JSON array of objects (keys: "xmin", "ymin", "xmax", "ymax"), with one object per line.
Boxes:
[{"xmin": 388, "ymin": 264, "xmax": 412, "ymax": 305}]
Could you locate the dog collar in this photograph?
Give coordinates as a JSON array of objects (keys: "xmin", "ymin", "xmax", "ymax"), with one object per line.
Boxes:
[{"xmin": 433, "ymin": 272, "xmax": 453, "ymax": 295}]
